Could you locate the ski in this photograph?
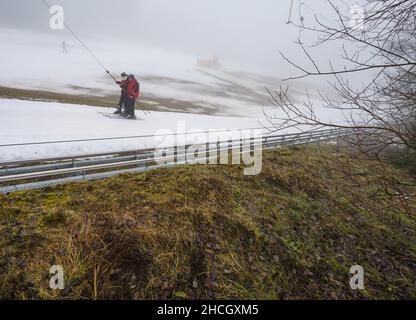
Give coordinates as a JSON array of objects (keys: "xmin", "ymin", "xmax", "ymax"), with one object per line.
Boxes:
[
  {"xmin": 97, "ymin": 112, "xmax": 138, "ymax": 119},
  {"xmin": 100, "ymin": 113, "xmax": 141, "ymax": 120},
  {"xmin": 102, "ymin": 114, "xmax": 123, "ymax": 119}
]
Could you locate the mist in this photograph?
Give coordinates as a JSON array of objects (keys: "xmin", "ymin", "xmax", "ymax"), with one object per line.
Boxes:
[{"xmin": 0, "ymin": 0, "xmax": 364, "ymax": 78}]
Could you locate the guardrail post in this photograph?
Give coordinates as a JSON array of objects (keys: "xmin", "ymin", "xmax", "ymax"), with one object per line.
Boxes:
[
  {"xmin": 72, "ymin": 157, "xmax": 76, "ymax": 168},
  {"xmin": 317, "ymin": 137, "xmax": 321, "ymax": 154},
  {"xmin": 216, "ymin": 141, "xmax": 220, "ymax": 164},
  {"xmin": 206, "ymin": 142, "xmax": 209, "ymax": 164},
  {"xmin": 228, "ymin": 139, "xmax": 232, "ymax": 163},
  {"xmin": 251, "ymin": 137, "xmax": 255, "ymax": 155}
]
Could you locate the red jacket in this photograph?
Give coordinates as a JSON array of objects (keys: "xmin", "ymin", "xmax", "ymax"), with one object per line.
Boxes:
[
  {"xmin": 127, "ymin": 77, "xmax": 140, "ymax": 100},
  {"xmin": 117, "ymin": 77, "xmax": 140, "ymax": 100},
  {"xmin": 117, "ymin": 79, "xmax": 129, "ymax": 90}
]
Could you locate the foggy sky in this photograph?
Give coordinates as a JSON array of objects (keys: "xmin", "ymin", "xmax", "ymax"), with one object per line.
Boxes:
[{"xmin": 0, "ymin": 0, "xmax": 359, "ymax": 77}]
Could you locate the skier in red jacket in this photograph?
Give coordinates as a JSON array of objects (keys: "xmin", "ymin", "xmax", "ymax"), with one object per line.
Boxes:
[{"xmin": 114, "ymin": 73, "xmax": 140, "ymax": 119}]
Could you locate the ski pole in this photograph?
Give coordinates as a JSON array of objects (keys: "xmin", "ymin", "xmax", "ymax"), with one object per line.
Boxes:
[
  {"xmin": 137, "ymin": 104, "xmax": 148, "ymax": 116},
  {"xmin": 139, "ymin": 102, "xmax": 148, "ymax": 113},
  {"xmin": 142, "ymin": 103, "xmax": 151, "ymax": 114},
  {"xmin": 139, "ymin": 102, "xmax": 151, "ymax": 115},
  {"xmin": 139, "ymin": 104, "xmax": 149, "ymax": 115}
]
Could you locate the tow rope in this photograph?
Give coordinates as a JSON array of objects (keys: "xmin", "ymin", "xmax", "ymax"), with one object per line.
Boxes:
[{"xmin": 40, "ymin": 0, "xmax": 117, "ymax": 82}]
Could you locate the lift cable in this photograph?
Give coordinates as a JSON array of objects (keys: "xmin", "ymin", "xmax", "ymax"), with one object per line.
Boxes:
[{"xmin": 40, "ymin": 0, "xmax": 117, "ymax": 82}]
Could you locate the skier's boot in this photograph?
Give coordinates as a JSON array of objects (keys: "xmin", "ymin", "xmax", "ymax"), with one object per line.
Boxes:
[
  {"xmin": 114, "ymin": 108, "xmax": 121, "ymax": 115},
  {"xmin": 127, "ymin": 114, "xmax": 137, "ymax": 120}
]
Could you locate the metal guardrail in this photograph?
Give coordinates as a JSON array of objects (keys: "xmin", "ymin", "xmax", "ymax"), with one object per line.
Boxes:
[{"xmin": 0, "ymin": 128, "xmax": 347, "ymax": 193}]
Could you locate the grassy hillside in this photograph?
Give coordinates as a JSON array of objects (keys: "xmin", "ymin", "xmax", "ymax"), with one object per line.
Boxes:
[
  {"xmin": 0, "ymin": 85, "xmax": 222, "ymax": 116},
  {"xmin": 0, "ymin": 148, "xmax": 415, "ymax": 299}
]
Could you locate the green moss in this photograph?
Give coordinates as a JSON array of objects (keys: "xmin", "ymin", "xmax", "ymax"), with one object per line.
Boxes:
[
  {"xmin": 42, "ymin": 209, "xmax": 68, "ymax": 226},
  {"xmin": 0, "ymin": 148, "xmax": 415, "ymax": 299}
]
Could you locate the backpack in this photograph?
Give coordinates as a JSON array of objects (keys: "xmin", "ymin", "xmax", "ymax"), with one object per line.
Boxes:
[{"xmin": 127, "ymin": 79, "xmax": 140, "ymax": 100}]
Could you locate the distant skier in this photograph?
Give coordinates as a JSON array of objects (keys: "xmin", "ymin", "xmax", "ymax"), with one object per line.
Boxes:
[
  {"xmin": 62, "ymin": 41, "xmax": 68, "ymax": 53},
  {"xmin": 115, "ymin": 73, "xmax": 140, "ymax": 119}
]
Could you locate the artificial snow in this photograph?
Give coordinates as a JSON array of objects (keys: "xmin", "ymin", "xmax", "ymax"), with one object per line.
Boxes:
[{"xmin": 0, "ymin": 98, "xmax": 263, "ymax": 161}]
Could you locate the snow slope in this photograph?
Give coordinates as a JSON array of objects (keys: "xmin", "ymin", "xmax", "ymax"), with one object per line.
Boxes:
[
  {"xmin": 0, "ymin": 28, "xmax": 342, "ymax": 162},
  {"xmin": 0, "ymin": 99, "xmax": 263, "ymax": 161},
  {"xmin": 0, "ymin": 28, "xmax": 286, "ymax": 117}
]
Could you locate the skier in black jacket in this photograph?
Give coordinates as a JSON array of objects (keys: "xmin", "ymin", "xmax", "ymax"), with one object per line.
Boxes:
[{"xmin": 114, "ymin": 72, "xmax": 128, "ymax": 115}]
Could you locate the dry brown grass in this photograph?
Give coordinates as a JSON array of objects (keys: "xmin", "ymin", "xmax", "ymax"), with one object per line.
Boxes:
[
  {"xmin": 0, "ymin": 86, "xmax": 222, "ymax": 116},
  {"xmin": 0, "ymin": 148, "xmax": 415, "ymax": 299}
]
